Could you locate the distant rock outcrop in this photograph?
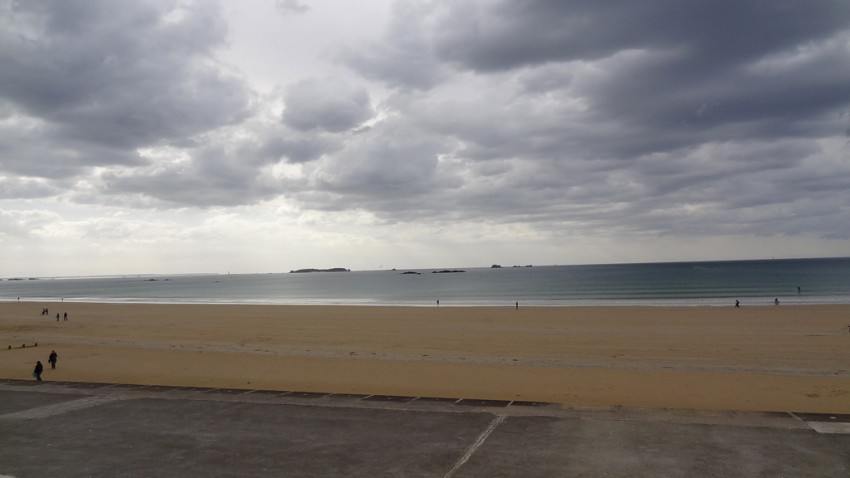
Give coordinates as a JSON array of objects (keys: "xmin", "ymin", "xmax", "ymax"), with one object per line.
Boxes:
[
  {"xmin": 431, "ymin": 269, "xmax": 465, "ymax": 274},
  {"xmin": 289, "ymin": 268, "xmax": 350, "ymax": 273}
]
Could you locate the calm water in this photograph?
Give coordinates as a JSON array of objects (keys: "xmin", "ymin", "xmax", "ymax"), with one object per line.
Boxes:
[{"xmin": 1, "ymin": 258, "xmax": 849, "ymax": 306}]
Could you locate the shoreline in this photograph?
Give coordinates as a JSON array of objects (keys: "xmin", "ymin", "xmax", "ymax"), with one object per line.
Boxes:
[
  {"xmin": 2, "ymin": 302, "xmax": 850, "ymax": 413},
  {"xmin": 4, "ymin": 297, "xmax": 849, "ymax": 307}
]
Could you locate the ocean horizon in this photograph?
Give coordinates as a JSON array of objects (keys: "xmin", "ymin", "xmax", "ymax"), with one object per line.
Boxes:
[{"xmin": 2, "ymin": 257, "xmax": 849, "ymax": 307}]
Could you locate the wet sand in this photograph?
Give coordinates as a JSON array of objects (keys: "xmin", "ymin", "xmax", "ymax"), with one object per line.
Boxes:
[{"xmin": 2, "ymin": 302, "xmax": 849, "ymax": 412}]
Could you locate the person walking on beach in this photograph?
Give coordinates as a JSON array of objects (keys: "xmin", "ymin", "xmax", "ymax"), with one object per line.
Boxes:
[
  {"xmin": 63, "ymin": 312, "xmax": 68, "ymax": 321},
  {"xmin": 48, "ymin": 351, "xmax": 58, "ymax": 369},
  {"xmin": 774, "ymin": 298, "xmax": 779, "ymax": 306},
  {"xmin": 33, "ymin": 361, "xmax": 43, "ymax": 381},
  {"xmin": 56, "ymin": 312, "xmax": 60, "ymax": 322},
  {"xmin": 735, "ymin": 300, "xmax": 740, "ymax": 308}
]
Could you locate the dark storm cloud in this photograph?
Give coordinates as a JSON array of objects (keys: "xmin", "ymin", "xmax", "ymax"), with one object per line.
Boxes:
[
  {"xmin": 0, "ymin": 122, "xmax": 144, "ymax": 179},
  {"xmin": 347, "ymin": 0, "xmax": 850, "ymax": 144},
  {"xmin": 332, "ymin": 0, "xmax": 850, "ymax": 239},
  {"xmin": 339, "ymin": 1, "xmax": 449, "ymax": 90},
  {"xmin": 275, "ymin": 0, "xmax": 310, "ymax": 16},
  {"xmin": 429, "ymin": 1, "xmax": 850, "ymax": 72},
  {"xmin": 0, "ymin": 0, "xmax": 253, "ymax": 178},
  {"xmin": 283, "ymin": 79, "xmax": 374, "ymax": 133},
  {"xmin": 96, "ymin": 118, "xmax": 349, "ymax": 208},
  {"xmin": 336, "ymin": 0, "xmax": 850, "ymax": 200},
  {"xmin": 99, "ymin": 154, "xmax": 276, "ymax": 209},
  {"xmin": 97, "ymin": 127, "xmax": 276, "ymax": 208},
  {"xmin": 101, "ymin": 170, "xmax": 277, "ymax": 209},
  {"xmin": 287, "ymin": 117, "xmax": 453, "ymax": 217},
  {"xmin": 258, "ymin": 133, "xmax": 343, "ymax": 164},
  {"xmin": 0, "ymin": 176, "xmax": 58, "ymax": 199}
]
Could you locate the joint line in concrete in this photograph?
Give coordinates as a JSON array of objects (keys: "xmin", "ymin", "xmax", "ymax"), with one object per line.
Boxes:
[
  {"xmin": 443, "ymin": 414, "xmax": 505, "ymax": 478},
  {"xmin": 0, "ymin": 395, "xmax": 124, "ymax": 421}
]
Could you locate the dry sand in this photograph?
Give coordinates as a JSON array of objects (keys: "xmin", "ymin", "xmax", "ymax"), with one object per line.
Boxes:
[{"xmin": 2, "ymin": 302, "xmax": 850, "ymax": 413}]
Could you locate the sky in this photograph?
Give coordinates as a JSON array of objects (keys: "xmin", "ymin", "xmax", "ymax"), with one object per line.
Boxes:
[{"xmin": 1, "ymin": 0, "xmax": 850, "ymax": 276}]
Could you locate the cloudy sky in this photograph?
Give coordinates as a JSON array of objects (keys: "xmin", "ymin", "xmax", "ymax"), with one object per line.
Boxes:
[{"xmin": 1, "ymin": 0, "xmax": 850, "ymax": 276}]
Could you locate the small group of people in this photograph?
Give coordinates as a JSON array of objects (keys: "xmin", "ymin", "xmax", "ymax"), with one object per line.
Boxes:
[
  {"xmin": 32, "ymin": 351, "xmax": 58, "ymax": 381},
  {"xmin": 734, "ymin": 298, "xmax": 781, "ymax": 308},
  {"xmin": 40, "ymin": 308, "xmax": 69, "ymax": 321}
]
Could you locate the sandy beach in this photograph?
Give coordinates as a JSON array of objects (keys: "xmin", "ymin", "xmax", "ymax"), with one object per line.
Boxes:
[{"xmin": 2, "ymin": 302, "xmax": 850, "ymax": 413}]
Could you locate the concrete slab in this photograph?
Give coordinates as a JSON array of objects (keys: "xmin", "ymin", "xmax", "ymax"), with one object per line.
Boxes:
[
  {"xmin": 509, "ymin": 400, "xmax": 555, "ymax": 407},
  {"xmin": 456, "ymin": 399, "xmax": 511, "ymax": 408},
  {"xmin": 327, "ymin": 393, "xmax": 372, "ymax": 400},
  {"xmin": 0, "ymin": 390, "xmax": 81, "ymax": 415},
  {"xmin": 101, "ymin": 384, "xmax": 154, "ymax": 391},
  {"xmin": 202, "ymin": 387, "xmax": 251, "ymax": 395},
  {"xmin": 0, "ymin": 393, "xmax": 491, "ymax": 478},
  {"xmin": 807, "ymin": 422, "xmax": 850, "ymax": 435},
  {"xmin": 0, "ymin": 395, "xmax": 124, "ymax": 421},
  {"xmin": 459, "ymin": 415, "xmax": 850, "ymax": 477},
  {"xmin": 285, "ymin": 391, "xmax": 329, "ymax": 399},
  {"xmin": 1, "ymin": 385, "xmax": 849, "ymax": 477},
  {"xmin": 3, "ymin": 380, "xmax": 46, "ymax": 387},
  {"xmin": 363, "ymin": 394, "xmax": 416, "ymax": 403},
  {"xmin": 414, "ymin": 397, "xmax": 460, "ymax": 404},
  {"xmin": 48, "ymin": 381, "xmax": 117, "ymax": 390},
  {"xmin": 795, "ymin": 412, "xmax": 850, "ymax": 423},
  {"xmin": 245, "ymin": 389, "xmax": 290, "ymax": 397}
]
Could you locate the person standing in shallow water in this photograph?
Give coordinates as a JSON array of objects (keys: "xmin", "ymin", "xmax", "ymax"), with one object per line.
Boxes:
[
  {"xmin": 49, "ymin": 351, "xmax": 58, "ymax": 369},
  {"xmin": 33, "ymin": 361, "xmax": 44, "ymax": 381}
]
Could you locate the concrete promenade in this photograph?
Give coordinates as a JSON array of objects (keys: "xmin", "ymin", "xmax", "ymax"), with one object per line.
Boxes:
[{"xmin": 1, "ymin": 379, "xmax": 849, "ymax": 477}]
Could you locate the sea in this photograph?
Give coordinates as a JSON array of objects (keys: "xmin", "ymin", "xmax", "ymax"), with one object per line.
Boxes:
[{"xmin": 2, "ymin": 257, "xmax": 849, "ymax": 307}]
